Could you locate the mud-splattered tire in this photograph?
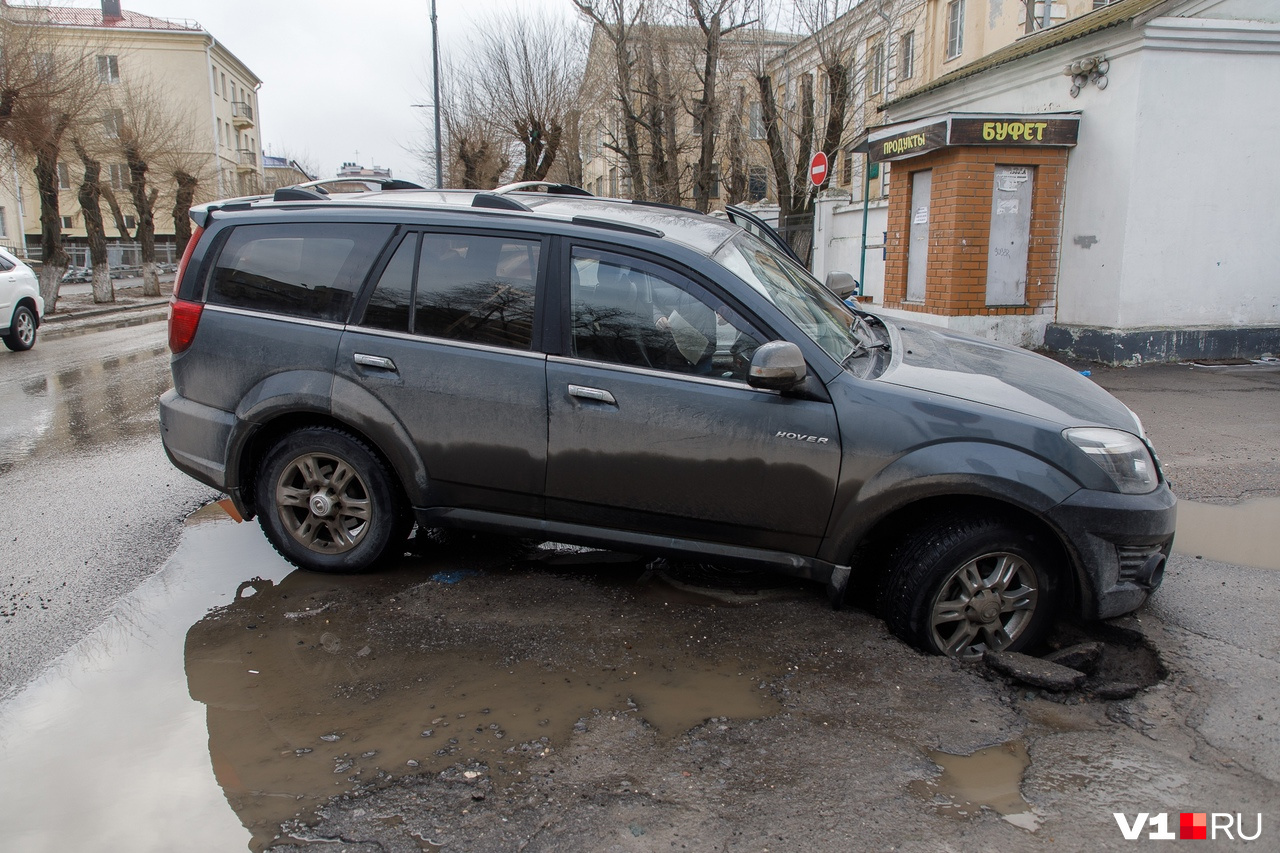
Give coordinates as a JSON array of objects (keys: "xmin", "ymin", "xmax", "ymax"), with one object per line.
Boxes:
[
  {"xmin": 255, "ymin": 426, "xmax": 402, "ymax": 573},
  {"xmin": 878, "ymin": 515, "xmax": 1059, "ymax": 661}
]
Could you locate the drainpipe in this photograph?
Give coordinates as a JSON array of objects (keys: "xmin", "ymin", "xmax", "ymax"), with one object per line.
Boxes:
[
  {"xmin": 857, "ymin": 153, "xmax": 871, "ymax": 297},
  {"xmin": 205, "ymin": 35, "xmax": 223, "ymax": 197}
]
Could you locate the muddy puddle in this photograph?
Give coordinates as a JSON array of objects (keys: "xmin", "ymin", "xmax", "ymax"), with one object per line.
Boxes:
[
  {"xmin": 1173, "ymin": 497, "xmax": 1280, "ymax": 570},
  {"xmin": 909, "ymin": 741, "xmax": 1042, "ymax": 831},
  {"xmin": 0, "ymin": 509, "xmax": 784, "ymax": 852}
]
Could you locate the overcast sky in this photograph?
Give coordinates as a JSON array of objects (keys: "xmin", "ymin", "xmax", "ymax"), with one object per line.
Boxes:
[{"xmin": 108, "ymin": 0, "xmax": 576, "ymax": 184}]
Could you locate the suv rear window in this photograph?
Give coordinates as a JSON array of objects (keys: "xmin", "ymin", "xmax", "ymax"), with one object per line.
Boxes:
[{"xmin": 207, "ymin": 223, "xmax": 393, "ymax": 323}]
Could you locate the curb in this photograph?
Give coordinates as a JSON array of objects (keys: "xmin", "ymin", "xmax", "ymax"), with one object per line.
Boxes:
[{"xmin": 41, "ymin": 302, "xmax": 170, "ymax": 341}]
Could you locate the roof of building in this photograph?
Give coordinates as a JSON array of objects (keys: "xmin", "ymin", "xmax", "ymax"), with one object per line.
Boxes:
[
  {"xmin": 884, "ymin": 0, "xmax": 1176, "ymax": 109},
  {"xmin": 14, "ymin": 3, "xmax": 202, "ymax": 32}
]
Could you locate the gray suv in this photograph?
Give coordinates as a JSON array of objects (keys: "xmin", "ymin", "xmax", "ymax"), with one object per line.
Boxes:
[{"xmin": 159, "ymin": 182, "xmax": 1176, "ymax": 661}]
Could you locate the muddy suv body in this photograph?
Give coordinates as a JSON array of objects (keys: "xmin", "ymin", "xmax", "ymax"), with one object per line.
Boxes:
[{"xmin": 159, "ymin": 184, "xmax": 1176, "ymax": 660}]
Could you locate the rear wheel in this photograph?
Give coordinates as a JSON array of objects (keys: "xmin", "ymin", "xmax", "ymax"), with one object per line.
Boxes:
[
  {"xmin": 3, "ymin": 305, "xmax": 36, "ymax": 351},
  {"xmin": 255, "ymin": 427, "xmax": 402, "ymax": 573},
  {"xmin": 878, "ymin": 515, "xmax": 1058, "ymax": 661}
]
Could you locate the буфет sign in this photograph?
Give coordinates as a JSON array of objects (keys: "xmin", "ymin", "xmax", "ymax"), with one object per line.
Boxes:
[{"xmin": 869, "ymin": 115, "xmax": 1080, "ymax": 162}]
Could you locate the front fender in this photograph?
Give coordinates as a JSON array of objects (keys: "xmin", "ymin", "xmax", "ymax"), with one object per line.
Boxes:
[{"xmin": 820, "ymin": 440, "xmax": 1081, "ymax": 564}]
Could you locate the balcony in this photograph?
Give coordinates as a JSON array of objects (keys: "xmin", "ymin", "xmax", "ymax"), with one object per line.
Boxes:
[
  {"xmin": 236, "ymin": 148, "xmax": 257, "ymax": 171},
  {"xmin": 231, "ymin": 100, "xmax": 254, "ymax": 128}
]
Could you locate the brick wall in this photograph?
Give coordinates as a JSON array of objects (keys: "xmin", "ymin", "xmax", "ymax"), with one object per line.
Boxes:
[{"xmin": 882, "ymin": 146, "xmax": 1068, "ymax": 316}]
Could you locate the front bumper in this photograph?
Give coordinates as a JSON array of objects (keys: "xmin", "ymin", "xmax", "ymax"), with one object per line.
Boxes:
[{"xmin": 1046, "ymin": 483, "xmax": 1177, "ymax": 620}]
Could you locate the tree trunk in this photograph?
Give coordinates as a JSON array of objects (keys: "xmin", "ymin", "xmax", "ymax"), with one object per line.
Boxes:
[
  {"xmin": 74, "ymin": 138, "xmax": 113, "ymax": 303},
  {"xmin": 34, "ymin": 138, "xmax": 69, "ymax": 312},
  {"xmin": 692, "ymin": 13, "xmax": 722, "ymax": 213},
  {"xmin": 173, "ymin": 170, "xmax": 198, "ymax": 250},
  {"xmin": 125, "ymin": 142, "xmax": 161, "ymax": 296},
  {"xmin": 101, "ymin": 186, "xmax": 133, "ymax": 240}
]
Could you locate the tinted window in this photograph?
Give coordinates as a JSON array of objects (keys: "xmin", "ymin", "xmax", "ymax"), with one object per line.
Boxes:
[
  {"xmin": 208, "ymin": 223, "xmax": 393, "ymax": 323},
  {"xmin": 362, "ymin": 234, "xmax": 415, "ymax": 332},
  {"xmin": 0, "ymin": 256, "xmax": 13, "ymax": 272},
  {"xmin": 570, "ymin": 249, "xmax": 762, "ymax": 381},
  {"xmin": 413, "ymin": 234, "xmax": 539, "ymax": 350}
]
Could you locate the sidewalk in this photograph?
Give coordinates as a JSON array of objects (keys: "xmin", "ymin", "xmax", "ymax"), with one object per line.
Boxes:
[{"xmin": 39, "ymin": 278, "xmax": 171, "ymax": 341}]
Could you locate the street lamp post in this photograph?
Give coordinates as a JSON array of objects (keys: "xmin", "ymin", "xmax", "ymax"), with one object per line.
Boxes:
[{"xmin": 430, "ymin": 0, "xmax": 442, "ymax": 189}]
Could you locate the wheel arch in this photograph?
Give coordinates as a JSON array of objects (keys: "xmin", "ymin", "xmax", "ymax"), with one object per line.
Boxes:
[{"xmin": 14, "ymin": 297, "xmax": 41, "ymax": 327}]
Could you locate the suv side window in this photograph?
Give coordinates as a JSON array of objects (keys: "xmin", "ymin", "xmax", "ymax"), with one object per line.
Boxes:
[
  {"xmin": 570, "ymin": 248, "xmax": 762, "ymax": 380},
  {"xmin": 0, "ymin": 256, "xmax": 14, "ymax": 272},
  {"xmin": 363, "ymin": 232, "xmax": 540, "ymax": 351},
  {"xmin": 207, "ymin": 223, "xmax": 393, "ymax": 323}
]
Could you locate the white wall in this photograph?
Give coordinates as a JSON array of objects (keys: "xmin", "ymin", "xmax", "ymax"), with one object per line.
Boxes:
[
  {"xmin": 882, "ymin": 13, "xmax": 1280, "ymax": 334},
  {"xmin": 812, "ymin": 195, "xmax": 890, "ymax": 302}
]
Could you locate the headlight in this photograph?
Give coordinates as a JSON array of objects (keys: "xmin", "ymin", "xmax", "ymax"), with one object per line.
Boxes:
[{"xmin": 1064, "ymin": 427, "xmax": 1159, "ymax": 494}]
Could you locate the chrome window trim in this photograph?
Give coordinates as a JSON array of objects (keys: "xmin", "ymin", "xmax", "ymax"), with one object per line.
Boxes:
[
  {"xmin": 548, "ymin": 354, "xmax": 779, "ymax": 395},
  {"xmin": 202, "ymin": 303, "xmax": 348, "ymax": 332},
  {"xmin": 345, "ymin": 323, "xmax": 546, "ymax": 361}
]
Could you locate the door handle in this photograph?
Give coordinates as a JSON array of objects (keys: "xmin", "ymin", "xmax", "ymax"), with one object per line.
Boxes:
[
  {"xmin": 353, "ymin": 353, "xmax": 397, "ymax": 371},
  {"xmin": 568, "ymin": 384, "xmax": 616, "ymax": 405}
]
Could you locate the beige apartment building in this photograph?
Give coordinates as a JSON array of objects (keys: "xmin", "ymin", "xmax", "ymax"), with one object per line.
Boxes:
[
  {"xmin": 0, "ymin": 0, "xmax": 263, "ymax": 255},
  {"xmin": 577, "ymin": 23, "xmax": 798, "ymax": 208}
]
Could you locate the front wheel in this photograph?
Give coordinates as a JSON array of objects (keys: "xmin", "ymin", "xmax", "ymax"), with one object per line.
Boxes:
[
  {"xmin": 255, "ymin": 427, "xmax": 403, "ymax": 573},
  {"xmin": 878, "ymin": 516, "xmax": 1059, "ymax": 661},
  {"xmin": 3, "ymin": 305, "xmax": 37, "ymax": 351}
]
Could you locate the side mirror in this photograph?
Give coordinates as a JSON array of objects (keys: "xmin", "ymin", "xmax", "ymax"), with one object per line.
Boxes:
[
  {"xmin": 824, "ymin": 270, "xmax": 859, "ymax": 298},
  {"xmin": 748, "ymin": 341, "xmax": 807, "ymax": 390}
]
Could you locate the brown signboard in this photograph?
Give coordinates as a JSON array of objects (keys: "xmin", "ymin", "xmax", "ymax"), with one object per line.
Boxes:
[
  {"xmin": 948, "ymin": 117, "xmax": 1079, "ymax": 147},
  {"xmin": 869, "ymin": 122, "xmax": 948, "ymax": 163}
]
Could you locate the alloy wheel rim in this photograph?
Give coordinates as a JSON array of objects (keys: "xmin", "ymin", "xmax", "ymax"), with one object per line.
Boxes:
[
  {"xmin": 929, "ymin": 552, "xmax": 1039, "ymax": 661},
  {"xmin": 17, "ymin": 311, "xmax": 34, "ymax": 345},
  {"xmin": 274, "ymin": 451, "xmax": 372, "ymax": 554}
]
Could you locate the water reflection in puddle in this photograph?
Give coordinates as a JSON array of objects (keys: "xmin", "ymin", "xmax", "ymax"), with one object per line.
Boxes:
[
  {"xmin": 0, "ymin": 509, "xmax": 781, "ymax": 852},
  {"xmin": 1173, "ymin": 497, "xmax": 1280, "ymax": 570},
  {"xmin": 909, "ymin": 741, "xmax": 1042, "ymax": 831}
]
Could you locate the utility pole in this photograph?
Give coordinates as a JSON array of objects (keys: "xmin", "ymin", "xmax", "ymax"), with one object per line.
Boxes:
[{"xmin": 431, "ymin": 0, "xmax": 443, "ymax": 188}]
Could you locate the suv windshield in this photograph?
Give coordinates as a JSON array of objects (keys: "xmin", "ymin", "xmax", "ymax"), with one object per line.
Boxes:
[{"xmin": 713, "ymin": 231, "xmax": 869, "ymax": 364}]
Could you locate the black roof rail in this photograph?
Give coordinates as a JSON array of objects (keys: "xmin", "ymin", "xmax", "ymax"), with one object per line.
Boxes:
[
  {"xmin": 570, "ymin": 215, "xmax": 664, "ymax": 238},
  {"xmin": 473, "ymin": 193, "xmax": 533, "ymax": 212},
  {"xmin": 273, "ymin": 187, "xmax": 330, "ymax": 202}
]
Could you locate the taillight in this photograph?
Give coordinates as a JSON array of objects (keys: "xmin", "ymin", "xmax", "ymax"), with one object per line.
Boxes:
[
  {"xmin": 168, "ymin": 298, "xmax": 204, "ymax": 353},
  {"xmin": 172, "ymin": 225, "xmax": 204, "ymax": 297}
]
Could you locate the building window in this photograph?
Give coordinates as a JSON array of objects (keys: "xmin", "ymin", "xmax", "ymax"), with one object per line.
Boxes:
[
  {"xmin": 842, "ymin": 148, "xmax": 854, "ymax": 185},
  {"xmin": 221, "ymin": 72, "xmax": 227, "ymax": 98},
  {"xmin": 748, "ymin": 166, "xmax": 768, "ymax": 201},
  {"xmin": 97, "ymin": 55, "xmax": 120, "ymax": 84},
  {"xmin": 947, "ymin": 0, "xmax": 965, "ymax": 59},
  {"xmin": 61, "ymin": 215, "xmax": 74, "ymax": 230},
  {"xmin": 900, "ymin": 32, "xmax": 915, "ymax": 80},
  {"xmin": 870, "ymin": 41, "xmax": 886, "ymax": 95},
  {"xmin": 123, "ymin": 214, "xmax": 137, "ymax": 230},
  {"xmin": 103, "ymin": 109, "xmax": 124, "ymax": 138},
  {"xmin": 693, "ymin": 166, "xmax": 721, "ymax": 199},
  {"xmin": 109, "ymin": 164, "xmax": 129, "ymax": 190},
  {"xmin": 57, "ymin": 162, "xmax": 71, "ymax": 190},
  {"xmin": 0, "ymin": 206, "xmax": 7, "ymax": 238},
  {"xmin": 609, "ymin": 166, "xmax": 618, "ymax": 197},
  {"xmin": 212, "ymin": 66, "xmax": 218, "ymax": 95},
  {"xmin": 749, "ymin": 102, "xmax": 765, "ymax": 139}
]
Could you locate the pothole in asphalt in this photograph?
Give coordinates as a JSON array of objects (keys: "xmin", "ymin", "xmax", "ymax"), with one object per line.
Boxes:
[{"xmin": 908, "ymin": 740, "xmax": 1042, "ymax": 831}]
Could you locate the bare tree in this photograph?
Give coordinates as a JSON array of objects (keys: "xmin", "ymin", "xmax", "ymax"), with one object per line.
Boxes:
[
  {"xmin": 687, "ymin": 0, "xmax": 756, "ymax": 212},
  {"xmin": 72, "ymin": 136, "xmax": 113, "ymax": 302},
  {"xmin": 470, "ymin": 8, "xmax": 586, "ymax": 183},
  {"xmin": 0, "ymin": 5, "xmax": 100, "ymax": 310}
]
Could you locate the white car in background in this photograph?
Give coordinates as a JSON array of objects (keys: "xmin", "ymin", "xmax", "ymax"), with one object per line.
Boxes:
[{"xmin": 0, "ymin": 247, "xmax": 42, "ymax": 351}]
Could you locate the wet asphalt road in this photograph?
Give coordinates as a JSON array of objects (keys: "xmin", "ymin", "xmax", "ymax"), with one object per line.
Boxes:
[
  {"xmin": 0, "ymin": 323, "xmax": 217, "ymax": 699},
  {"xmin": 0, "ymin": 324, "xmax": 1277, "ymax": 851}
]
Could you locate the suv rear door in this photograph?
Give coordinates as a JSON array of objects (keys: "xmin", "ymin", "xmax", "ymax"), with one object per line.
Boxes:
[
  {"xmin": 338, "ymin": 229, "xmax": 550, "ymax": 516},
  {"xmin": 545, "ymin": 245, "xmax": 840, "ymax": 556}
]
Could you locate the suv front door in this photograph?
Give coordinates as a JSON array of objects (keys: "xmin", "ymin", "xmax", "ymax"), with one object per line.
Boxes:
[
  {"xmin": 338, "ymin": 229, "xmax": 549, "ymax": 516},
  {"xmin": 545, "ymin": 246, "xmax": 841, "ymax": 556}
]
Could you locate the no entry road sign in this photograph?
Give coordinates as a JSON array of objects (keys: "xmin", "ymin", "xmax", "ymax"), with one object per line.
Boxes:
[{"xmin": 809, "ymin": 151, "xmax": 829, "ymax": 187}]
